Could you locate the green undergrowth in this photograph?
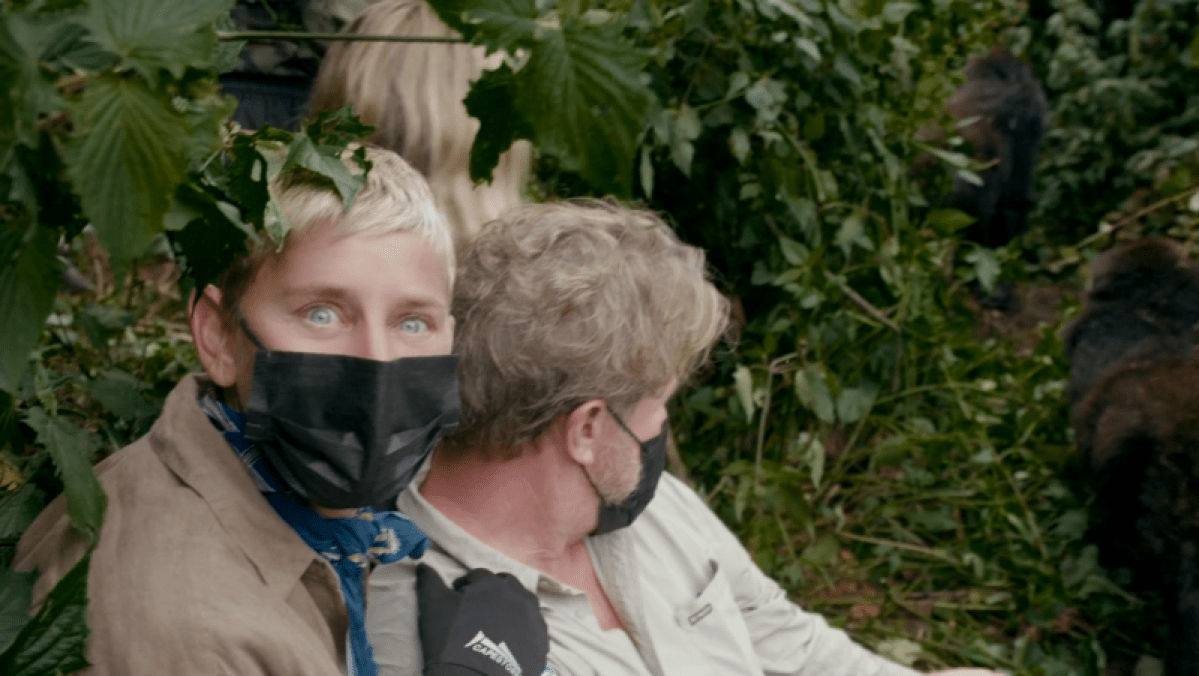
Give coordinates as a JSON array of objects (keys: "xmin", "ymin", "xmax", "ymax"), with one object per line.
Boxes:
[{"xmin": 671, "ymin": 229, "xmax": 1182, "ymax": 675}]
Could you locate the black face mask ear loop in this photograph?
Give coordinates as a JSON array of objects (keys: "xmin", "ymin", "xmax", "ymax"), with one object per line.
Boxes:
[
  {"xmin": 237, "ymin": 313, "xmax": 270, "ymax": 353},
  {"xmin": 604, "ymin": 402, "xmax": 644, "ymax": 445}
]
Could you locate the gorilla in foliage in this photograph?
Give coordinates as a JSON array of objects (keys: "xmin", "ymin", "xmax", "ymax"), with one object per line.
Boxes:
[
  {"xmin": 943, "ymin": 49, "xmax": 1048, "ymax": 248},
  {"xmin": 1066, "ymin": 238, "xmax": 1199, "ymax": 675},
  {"xmin": 1065, "ymin": 238, "xmax": 1199, "ymax": 409}
]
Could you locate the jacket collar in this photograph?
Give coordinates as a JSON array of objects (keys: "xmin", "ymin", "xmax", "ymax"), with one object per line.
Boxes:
[{"xmin": 150, "ymin": 374, "xmax": 325, "ymax": 597}]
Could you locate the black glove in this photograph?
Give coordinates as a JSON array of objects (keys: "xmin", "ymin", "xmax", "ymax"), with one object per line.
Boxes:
[{"xmin": 417, "ymin": 564, "xmax": 549, "ymax": 676}]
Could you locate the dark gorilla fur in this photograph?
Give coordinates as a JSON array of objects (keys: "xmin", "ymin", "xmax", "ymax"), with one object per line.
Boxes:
[
  {"xmin": 1066, "ymin": 238, "xmax": 1199, "ymax": 675},
  {"xmin": 1065, "ymin": 238, "xmax": 1199, "ymax": 410},
  {"xmin": 945, "ymin": 49, "xmax": 1048, "ymax": 248}
]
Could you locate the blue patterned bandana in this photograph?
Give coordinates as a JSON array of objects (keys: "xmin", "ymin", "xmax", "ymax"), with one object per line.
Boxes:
[{"xmin": 200, "ymin": 392, "xmax": 428, "ymax": 676}]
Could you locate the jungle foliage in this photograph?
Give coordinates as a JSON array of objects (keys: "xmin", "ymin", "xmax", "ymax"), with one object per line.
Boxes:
[{"xmin": 0, "ymin": 0, "xmax": 1197, "ymax": 672}]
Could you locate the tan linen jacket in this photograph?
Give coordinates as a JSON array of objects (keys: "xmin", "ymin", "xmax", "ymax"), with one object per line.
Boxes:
[
  {"xmin": 368, "ymin": 458, "xmax": 921, "ymax": 676},
  {"xmin": 15, "ymin": 374, "xmax": 350, "ymax": 676}
]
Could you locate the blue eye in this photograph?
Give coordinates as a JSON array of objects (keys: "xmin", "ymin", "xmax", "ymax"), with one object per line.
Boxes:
[
  {"xmin": 307, "ymin": 307, "xmax": 336, "ymax": 326},
  {"xmin": 400, "ymin": 317, "xmax": 428, "ymax": 334}
]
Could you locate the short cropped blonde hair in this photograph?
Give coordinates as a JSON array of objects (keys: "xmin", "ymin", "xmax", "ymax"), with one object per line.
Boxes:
[
  {"xmin": 215, "ymin": 144, "xmax": 453, "ymax": 321},
  {"xmin": 308, "ymin": 0, "xmax": 531, "ymax": 250},
  {"xmin": 446, "ymin": 200, "xmax": 730, "ymax": 460}
]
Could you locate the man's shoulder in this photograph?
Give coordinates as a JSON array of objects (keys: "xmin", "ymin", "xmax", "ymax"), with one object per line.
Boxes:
[{"xmin": 640, "ymin": 473, "xmax": 718, "ymax": 526}]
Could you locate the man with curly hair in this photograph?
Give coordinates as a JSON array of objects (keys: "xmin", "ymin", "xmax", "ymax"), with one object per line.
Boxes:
[{"xmin": 367, "ymin": 200, "xmax": 1003, "ymax": 676}]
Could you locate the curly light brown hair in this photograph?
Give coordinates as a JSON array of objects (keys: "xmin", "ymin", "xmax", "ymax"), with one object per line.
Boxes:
[{"xmin": 446, "ymin": 200, "xmax": 730, "ymax": 460}]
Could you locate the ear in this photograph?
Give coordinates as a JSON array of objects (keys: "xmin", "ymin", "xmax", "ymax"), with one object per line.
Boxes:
[
  {"xmin": 189, "ymin": 286, "xmax": 239, "ymax": 387},
  {"xmin": 563, "ymin": 399, "xmax": 607, "ymax": 467}
]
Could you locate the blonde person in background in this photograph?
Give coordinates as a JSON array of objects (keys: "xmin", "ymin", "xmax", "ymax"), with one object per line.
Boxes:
[
  {"xmin": 366, "ymin": 199, "xmax": 1007, "ymax": 676},
  {"xmin": 308, "ymin": 0, "xmax": 532, "ymax": 251}
]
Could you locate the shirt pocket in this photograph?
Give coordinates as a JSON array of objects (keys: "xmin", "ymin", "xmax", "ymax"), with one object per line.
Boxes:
[{"xmin": 671, "ymin": 560, "xmax": 763, "ymax": 675}]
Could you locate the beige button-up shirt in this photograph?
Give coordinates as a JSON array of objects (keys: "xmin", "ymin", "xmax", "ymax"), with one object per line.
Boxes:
[
  {"xmin": 368, "ymin": 458, "xmax": 920, "ymax": 676},
  {"xmin": 15, "ymin": 374, "xmax": 350, "ymax": 676}
]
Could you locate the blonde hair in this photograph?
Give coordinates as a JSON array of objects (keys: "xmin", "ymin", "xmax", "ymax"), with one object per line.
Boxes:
[
  {"xmin": 308, "ymin": 0, "xmax": 531, "ymax": 250},
  {"xmin": 446, "ymin": 200, "xmax": 730, "ymax": 460},
  {"xmin": 216, "ymin": 144, "xmax": 453, "ymax": 321}
]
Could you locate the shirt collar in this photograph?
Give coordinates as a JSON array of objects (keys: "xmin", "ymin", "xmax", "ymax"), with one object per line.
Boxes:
[
  {"xmin": 150, "ymin": 374, "xmax": 324, "ymax": 597},
  {"xmin": 398, "ymin": 452, "xmax": 567, "ymax": 594}
]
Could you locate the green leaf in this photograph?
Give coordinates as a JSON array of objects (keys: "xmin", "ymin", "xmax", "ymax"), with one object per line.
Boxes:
[
  {"xmin": 79, "ymin": 0, "xmax": 234, "ymax": 85},
  {"xmin": 86, "ymin": 371, "xmax": 157, "ymax": 423},
  {"xmin": 168, "ymin": 184, "xmax": 251, "ymax": 292},
  {"xmin": 22, "ymin": 408, "xmax": 106, "ymax": 543},
  {"xmin": 733, "ymin": 365, "xmax": 754, "ymax": 422},
  {"xmin": 638, "ymin": 145, "xmax": 654, "ymax": 198},
  {"xmin": 13, "ymin": 135, "xmax": 89, "ymax": 236},
  {"xmin": 0, "ymin": 566, "xmax": 36, "ymax": 654},
  {"xmin": 800, "ymin": 533, "xmax": 839, "ymax": 566},
  {"xmin": 0, "ymin": 553, "xmax": 91, "ymax": 676},
  {"xmin": 779, "ymin": 236, "xmax": 808, "ymax": 265},
  {"xmin": 834, "ymin": 209, "xmax": 872, "ymax": 257},
  {"xmin": 430, "ymin": 0, "xmax": 650, "ymax": 196},
  {"xmin": 875, "ymin": 638, "xmax": 921, "ymax": 667},
  {"xmin": 304, "ymin": 107, "xmax": 377, "ymax": 149},
  {"xmin": 65, "ymin": 76, "xmax": 189, "ymax": 265},
  {"xmin": 0, "ymin": 10, "xmax": 68, "ymax": 147},
  {"xmin": 836, "ymin": 383, "xmax": 878, "ymax": 424},
  {"xmin": 966, "ymin": 246, "xmax": 1000, "ymax": 294},
  {"xmin": 926, "ymin": 207, "xmax": 974, "ymax": 234},
  {"xmin": 510, "ymin": 20, "xmax": 650, "ymax": 196},
  {"xmin": 41, "ymin": 22, "xmax": 117, "ymax": 72},
  {"xmin": 425, "ymin": 0, "xmax": 539, "ymax": 53},
  {"xmin": 283, "ymin": 136, "xmax": 367, "ymax": 215},
  {"xmin": 0, "ymin": 483, "xmax": 46, "ymax": 542},
  {"xmin": 0, "ymin": 223, "xmax": 59, "ymax": 393},
  {"xmin": 465, "ymin": 64, "xmax": 536, "ymax": 184},
  {"xmin": 729, "ymin": 127, "xmax": 751, "ymax": 164},
  {"xmin": 795, "ymin": 366, "xmax": 835, "ymax": 424}
]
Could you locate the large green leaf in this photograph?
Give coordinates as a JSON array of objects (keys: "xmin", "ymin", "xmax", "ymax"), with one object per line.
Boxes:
[
  {"xmin": 168, "ymin": 183, "xmax": 250, "ymax": 293},
  {"xmin": 22, "ymin": 408, "xmax": 106, "ymax": 543},
  {"xmin": 513, "ymin": 20, "xmax": 649, "ymax": 196},
  {"xmin": 0, "ymin": 554, "xmax": 91, "ymax": 676},
  {"xmin": 85, "ymin": 371, "xmax": 158, "ymax": 424},
  {"xmin": 0, "ymin": 223, "xmax": 59, "ymax": 394},
  {"xmin": 427, "ymin": 0, "xmax": 651, "ymax": 196},
  {"xmin": 0, "ymin": 484, "xmax": 45, "ymax": 544},
  {"xmin": 78, "ymin": 0, "xmax": 233, "ymax": 86},
  {"xmin": 424, "ymin": 0, "xmax": 538, "ymax": 52},
  {"xmin": 65, "ymin": 76, "xmax": 189, "ymax": 265},
  {"xmin": 0, "ymin": 566, "xmax": 36, "ymax": 654}
]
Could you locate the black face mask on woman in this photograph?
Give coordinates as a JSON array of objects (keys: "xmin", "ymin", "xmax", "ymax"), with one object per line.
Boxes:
[
  {"xmin": 590, "ymin": 404, "xmax": 669, "ymax": 536},
  {"xmin": 237, "ymin": 316, "xmax": 460, "ymax": 510}
]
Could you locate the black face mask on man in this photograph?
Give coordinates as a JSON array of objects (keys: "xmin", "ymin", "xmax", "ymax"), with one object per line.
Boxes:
[
  {"xmin": 237, "ymin": 316, "xmax": 460, "ymax": 511},
  {"xmin": 589, "ymin": 404, "xmax": 669, "ymax": 536}
]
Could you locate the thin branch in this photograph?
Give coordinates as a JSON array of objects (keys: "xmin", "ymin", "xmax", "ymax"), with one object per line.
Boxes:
[
  {"xmin": 216, "ymin": 30, "xmax": 467, "ymax": 43},
  {"xmin": 1105, "ymin": 184, "xmax": 1199, "ymax": 231},
  {"xmin": 839, "ymin": 532, "xmax": 956, "ymax": 562},
  {"xmin": 837, "ymin": 281, "xmax": 901, "ymax": 333}
]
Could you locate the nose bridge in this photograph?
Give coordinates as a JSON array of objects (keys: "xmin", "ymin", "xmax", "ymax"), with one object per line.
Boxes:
[{"xmin": 357, "ymin": 311, "xmax": 391, "ymax": 361}]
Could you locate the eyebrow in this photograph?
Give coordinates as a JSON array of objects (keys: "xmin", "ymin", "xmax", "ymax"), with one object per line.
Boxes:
[{"xmin": 281, "ymin": 285, "xmax": 448, "ymax": 311}]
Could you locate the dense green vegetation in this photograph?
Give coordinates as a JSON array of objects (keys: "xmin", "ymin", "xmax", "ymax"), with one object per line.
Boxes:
[{"xmin": 1, "ymin": 0, "xmax": 1198, "ymax": 673}]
